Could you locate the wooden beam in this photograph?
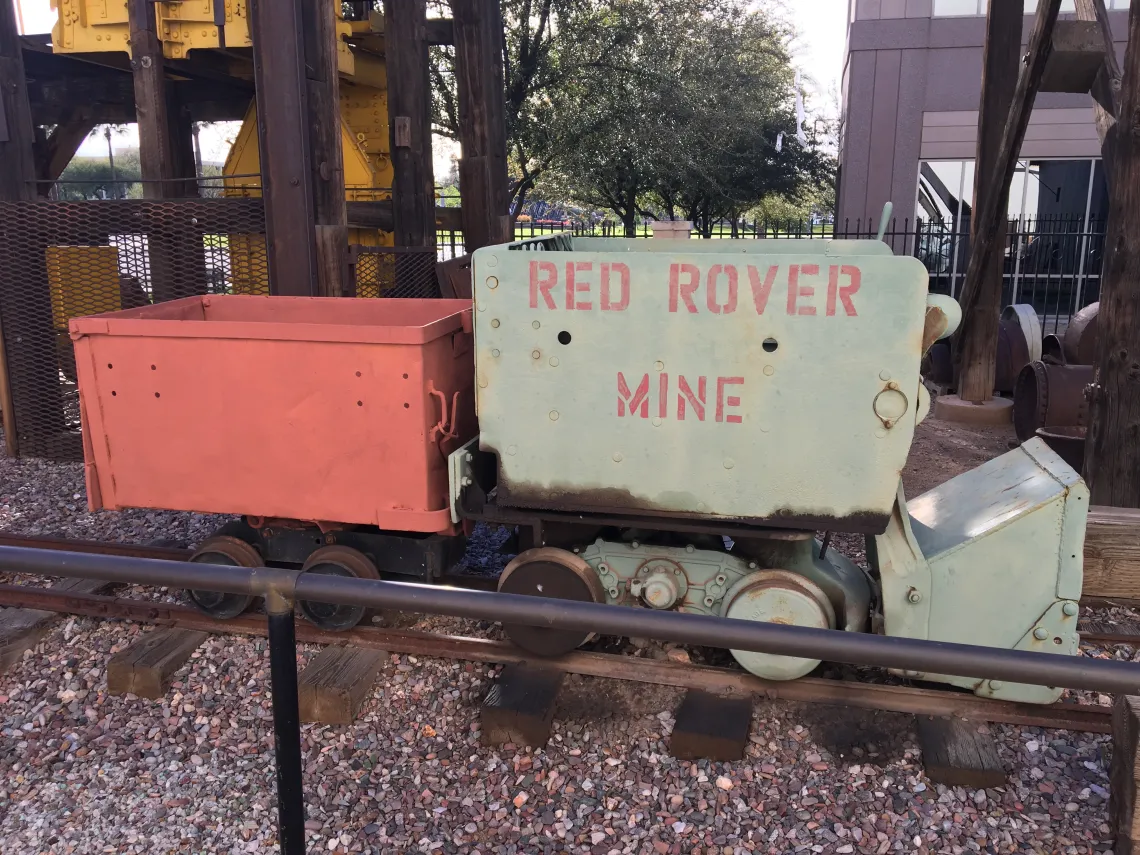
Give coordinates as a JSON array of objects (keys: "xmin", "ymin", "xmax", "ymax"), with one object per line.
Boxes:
[
  {"xmin": 127, "ymin": 0, "xmax": 178, "ymax": 199},
  {"xmin": 301, "ymin": 0, "xmax": 349, "ymax": 297},
  {"xmin": 106, "ymin": 628, "xmax": 207, "ymax": 699},
  {"xmin": 247, "ymin": 0, "xmax": 318, "ymax": 295},
  {"xmin": 0, "ymin": 0, "xmax": 36, "ymax": 202},
  {"xmin": 480, "ymin": 664, "xmax": 562, "ymax": 748},
  {"xmin": 669, "ymin": 689, "xmax": 752, "ymax": 762},
  {"xmin": 915, "ymin": 716, "xmax": 1006, "ymax": 789},
  {"xmin": 955, "ymin": 0, "xmax": 1038, "ymax": 404},
  {"xmin": 1112, "ymin": 695, "xmax": 1140, "ymax": 854},
  {"xmin": 298, "ymin": 646, "xmax": 385, "ymax": 725},
  {"xmin": 384, "ymin": 0, "xmax": 436, "ymax": 249},
  {"xmin": 35, "ymin": 114, "xmax": 97, "ymax": 191},
  {"xmin": 1075, "ymin": 0, "xmax": 1122, "ymax": 185},
  {"xmin": 453, "ymin": 0, "xmax": 511, "ymax": 251},
  {"xmin": 1041, "ymin": 20, "xmax": 1107, "ymax": 93},
  {"xmin": 346, "ymin": 199, "xmax": 462, "ymax": 231},
  {"xmin": 1084, "ymin": 2, "xmax": 1140, "ymax": 507}
]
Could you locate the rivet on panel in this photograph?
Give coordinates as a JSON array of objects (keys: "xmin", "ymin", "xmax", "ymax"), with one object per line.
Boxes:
[
  {"xmin": 549, "ymin": 410, "xmax": 559, "ymax": 421},
  {"xmin": 549, "ymin": 357, "xmax": 559, "ymax": 367},
  {"xmin": 763, "ymin": 365, "xmax": 775, "ymax": 377},
  {"xmin": 1062, "ymin": 601, "xmax": 1079, "ymax": 617},
  {"xmin": 486, "ymin": 255, "xmax": 499, "ymax": 268},
  {"xmin": 723, "ymin": 458, "xmax": 734, "ymax": 469},
  {"xmin": 478, "ymin": 376, "xmax": 488, "ymax": 389},
  {"xmin": 486, "ymin": 276, "xmax": 499, "ymax": 289},
  {"xmin": 879, "ymin": 370, "xmax": 891, "ymax": 381},
  {"xmin": 988, "ymin": 680, "xmax": 1003, "ymax": 690},
  {"xmin": 652, "ymin": 417, "xmax": 662, "ymax": 427},
  {"xmin": 491, "ymin": 319, "xmax": 500, "ymax": 328},
  {"xmin": 654, "ymin": 361, "xmax": 664, "ymax": 371},
  {"xmin": 532, "ymin": 320, "xmax": 541, "ymax": 330},
  {"xmin": 1033, "ymin": 627, "xmax": 1049, "ymax": 640},
  {"xmin": 477, "ymin": 301, "xmax": 486, "ymax": 312},
  {"xmin": 531, "ymin": 350, "xmax": 541, "ymax": 359},
  {"xmin": 612, "ymin": 452, "xmax": 623, "ymax": 462},
  {"xmin": 696, "ymin": 502, "xmax": 707, "ymax": 512},
  {"xmin": 491, "ymin": 348, "xmax": 500, "ymax": 357},
  {"xmin": 507, "ymin": 445, "xmax": 517, "ymax": 455}
]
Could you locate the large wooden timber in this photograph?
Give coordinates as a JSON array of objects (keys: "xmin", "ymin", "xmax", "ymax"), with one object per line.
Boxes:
[{"xmin": 1112, "ymin": 695, "xmax": 1140, "ymax": 854}]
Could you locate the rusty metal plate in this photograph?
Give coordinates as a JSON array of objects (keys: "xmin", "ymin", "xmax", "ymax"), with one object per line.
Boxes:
[{"xmin": 471, "ymin": 237, "xmax": 931, "ymax": 533}]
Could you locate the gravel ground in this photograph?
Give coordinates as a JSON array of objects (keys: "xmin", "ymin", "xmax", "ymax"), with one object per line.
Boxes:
[{"xmin": 0, "ymin": 419, "xmax": 1127, "ymax": 854}]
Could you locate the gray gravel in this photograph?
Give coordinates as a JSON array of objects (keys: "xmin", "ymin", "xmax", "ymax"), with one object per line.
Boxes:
[
  {"xmin": 0, "ymin": 449, "xmax": 1123, "ymax": 854},
  {"xmin": 0, "ymin": 617, "xmax": 1119, "ymax": 854}
]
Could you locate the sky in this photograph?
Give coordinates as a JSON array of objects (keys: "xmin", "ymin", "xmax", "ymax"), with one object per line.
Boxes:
[{"xmin": 12, "ymin": 0, "xmax": 851, "ymax": 166}]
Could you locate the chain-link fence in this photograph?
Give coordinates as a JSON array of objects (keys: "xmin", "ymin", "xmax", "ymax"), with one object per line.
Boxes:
[
  {"xmin": 351, "ymin": 246, "xmax": 441, "ymax": 298},
  {"xmin": 0, "ymin": 199, "xmax": 268, "ymax": 461}
]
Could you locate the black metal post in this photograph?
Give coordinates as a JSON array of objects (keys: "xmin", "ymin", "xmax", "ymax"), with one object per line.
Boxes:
[{"xmin": 266, "ymin": 606, "xmax": 306, "ymax": 855}]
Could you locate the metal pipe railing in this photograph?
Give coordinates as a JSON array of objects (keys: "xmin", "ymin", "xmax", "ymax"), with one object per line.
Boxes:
[
  {"xmin": 4, "ymin": 545, "xmax": 1139, "ymax": 696},
  {"xmin": 4, "ymin": 543, "xmax": 1139, "ymax": 855}
]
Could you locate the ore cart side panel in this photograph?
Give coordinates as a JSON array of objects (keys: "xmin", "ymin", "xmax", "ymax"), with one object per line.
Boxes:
[{"xmin": 472, "ymin": 244, "xmax": 930, "ymax": 530}]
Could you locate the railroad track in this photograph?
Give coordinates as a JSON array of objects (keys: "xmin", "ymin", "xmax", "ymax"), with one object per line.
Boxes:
[{"xmin": 0, "ymin": 532, "xmax": 1122, "ymax": 735}]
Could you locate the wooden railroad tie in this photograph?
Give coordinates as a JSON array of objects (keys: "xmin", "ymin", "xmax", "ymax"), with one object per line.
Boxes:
[
  {"xmin": 916, "ymin": 715, "xmax": 1006, "ymax": 790},
  {"xmin": 107, "ymin": 628, "xmax": 208, "ymax": 699},
  {"xmin": 0, "ymin": 578, "xmax": 112, "ymax": 673},
  {"xmin": 481, "ymin": 663, "xmax": 564, "ymax": 748},
  {"xmin": 298, "ymin": 645, "xmax": 386, "ymax": 726},
  {"xmin": 1112, "ymin": 695, "xmax": 1140, "ymax": 855},
  {"xmin": 669, "ymin": 689, "xmax": 754, "ymax": 762}
]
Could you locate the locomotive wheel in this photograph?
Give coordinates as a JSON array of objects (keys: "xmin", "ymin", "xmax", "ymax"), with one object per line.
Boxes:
[
  {"xmin": 298, "ymin": 546, "xmax": 380, "ymax": 632},
  {"xmin": 497, "ymin": 547, "xmax": 606, "ymax": 657},
  {"xmin": 187, "ymin": 535, "xmax": 261, "ymax": 619}
]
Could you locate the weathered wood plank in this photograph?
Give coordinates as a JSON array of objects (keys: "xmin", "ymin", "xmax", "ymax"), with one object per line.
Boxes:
[
  {"xmin": 1111, "ymin": 695, "xmax": 1140, "ymax": 854},
  {"xmin": 0, "ymin": 578, "xmax": 109, "ymax": 672},
  {"xmin": 916, "ymin": 716, "xmax": 1006, "ymax": 789},
  {"xmin": 956, "ymin": 0, "xmax": 1048, "ymax": 403},
  {"xmin": 298, "ymin": 646, "xmax": 386, "ymax": 726},
  {"xmin": 669, "ymin": 689, "xmax": 752, "ymax": 762},
  {"xmin": 1083, "ymin": 2, "xmax": 1140, "ymax": 508},
  {"xmin": 481, "ymin": 664, "xmax": 563, "ymax": 748},
  {"xmin": 106, "ymin": 628, "xmax": 207, "ymax": 699},
  {"xmin": 1082, "ymin": 507, "xmax": 1140, "ymax": 602}
]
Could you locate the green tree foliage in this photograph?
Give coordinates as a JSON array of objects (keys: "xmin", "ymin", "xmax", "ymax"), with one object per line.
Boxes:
[
  {"xmin": 431, "ymin": 0, "xmax": 834, "ymax": 235},
  {"xmin": 56, "ymin": 150, "xmax": 143, "ymax": 201}
]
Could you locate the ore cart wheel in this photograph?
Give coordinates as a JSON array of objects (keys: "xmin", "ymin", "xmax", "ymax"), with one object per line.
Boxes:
[
  {"xmin": 497, "ymin": 547, "xmax": 606, "ymax": 657},
  {"xmin": 187, "ymin": 535, "xmax": 261, "ymax": 619},
  {"xmin": 298, "ymin": 546, "xmax": 380, "ymax": 631}
]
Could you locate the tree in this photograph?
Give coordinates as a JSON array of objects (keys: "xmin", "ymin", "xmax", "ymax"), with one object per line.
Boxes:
[{"xmin": 431, "ymin": 0, "xmax": 834, "ymax": 234}]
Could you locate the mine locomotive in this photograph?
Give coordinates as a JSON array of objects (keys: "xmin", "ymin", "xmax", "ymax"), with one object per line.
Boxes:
[{"xmin": 70, "ymin": 234, "xmax": 1087, "ymax": 705}]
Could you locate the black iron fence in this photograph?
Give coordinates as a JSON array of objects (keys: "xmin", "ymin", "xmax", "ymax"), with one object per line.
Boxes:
[{"xmin": 440, "ymin": 215, "xmax": 1106, "ymax": 333}]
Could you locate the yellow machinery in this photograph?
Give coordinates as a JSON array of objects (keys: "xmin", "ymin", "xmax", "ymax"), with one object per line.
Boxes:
[{"xmin": 50, "ymin": 1, "xmax": 397, "ymax": 296}]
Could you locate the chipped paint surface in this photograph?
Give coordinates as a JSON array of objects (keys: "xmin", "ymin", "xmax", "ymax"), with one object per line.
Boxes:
[{"xmin": 473, "ymin": 237, "xmax": 932, "ymax": 531}]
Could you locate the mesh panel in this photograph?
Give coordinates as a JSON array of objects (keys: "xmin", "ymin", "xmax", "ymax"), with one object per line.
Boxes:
[
  {"xmin": 0, "ymin": 199, "xmax": 268, "ymax": 461},
  {"xmin": 352, "ymin": 247, "xmax": 441, "ymax": 298}
]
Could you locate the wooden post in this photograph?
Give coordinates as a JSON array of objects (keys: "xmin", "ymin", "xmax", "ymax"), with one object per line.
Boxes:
[
  {"xmin": 301, "ymin": 0, "xmax": 349, "ymax": 297},
  {"xmin": 1075, "ymin": 0, "xmax": 1122, "ymax": 185},
  {"xmin": 453, "ymin": 0, "xmax": 511, "ymax": 251},
  {"xmin": 0, "ymin": 1, "xmax": 37, "ymax": 203},
  {"xmin": 384, "ymin": 0, "xmax": 436, "ymax": 250},
  {"xmin": 955, "ymin": 0, "xmax": 1023, "ymax": 404},
  {"xmin": 1084, "ymin": 2, "xmax": 1140, "ymax": 507},
  {"xmin": 127, "ymin": 0, "xmax": 177, "ymax": 199},
  {"xmin": 248, "ymin": 0, "xmax": 318, "ymax": 296},
  {"xmin": 1112, "ymin": 695, "xmax": 1140, "ymax": 854}
]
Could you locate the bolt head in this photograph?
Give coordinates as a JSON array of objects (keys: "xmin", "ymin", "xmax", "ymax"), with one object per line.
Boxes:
[
  {"xmin": 1033, "ymin": 627, "xmax": 1049, "ymax": 641},
  {"xmin": 906, "ymin": 588, "xmax": 922, "ymax": 604},
  {"xmin": 1062, "ymin": 601, "xmax": 1079, "ymax": 617}
]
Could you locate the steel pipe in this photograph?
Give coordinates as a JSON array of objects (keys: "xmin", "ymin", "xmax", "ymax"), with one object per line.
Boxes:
[
  {"xmin": 3, "ymin": 545, "xmax": 1140, "ymax": 695},
  {"xmin": 267, "ymin": 608, "xmax": 306, "ymax": 855}
]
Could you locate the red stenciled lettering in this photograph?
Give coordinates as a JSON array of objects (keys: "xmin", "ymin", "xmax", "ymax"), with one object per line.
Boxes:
[
  {"xmin": 617, "ymin": 372, "xmax": 650, "ymax": 418},
  {"xmin": 747, "ymin": 265, "xmax": 779, "ymax": 314},
  {"xmin": 825, "ymin": 265, "xmax": 861, "ymax": 316},
  {"xmin": 706, "ymin": 264, "xmax": 738, "ymax": 314},
  {"xmin": 658, "ymin": 373, "xmax": 669, "ymax": 418},
  {"xmin": 786, "ymin": 264, "xmax": 818, "ymax": 316},
  {"xmin": 601, "ymin": 262, "xmax": 630, "ymax": 311},
  {"xmin": 565, "ymin": 261, "xmax": 593, "ymax": 310},
  {"xmin": 677, "ymin": 375, "xmax": 706, "ymax": 421},
  {"xmin": 716, "ymin": 377, "xmax": 744, "ymax": 424},
  {"xmin": 838, "ymin": 265, "xmax": 860, "ymax": 316},
  {"xmin": 529, "ymin": 260, "xmax": 557, "ymax": 309},
  {"xmin": 669, "ymin": 263, "xmax": 700, "ymax": 313}
]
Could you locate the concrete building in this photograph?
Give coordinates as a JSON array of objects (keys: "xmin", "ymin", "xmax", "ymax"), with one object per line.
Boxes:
[{"xmin": 838, "ymin": 0, "xmax": 1131, "ymax": 312}]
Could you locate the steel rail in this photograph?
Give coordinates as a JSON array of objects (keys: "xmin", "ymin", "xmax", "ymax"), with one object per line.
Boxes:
[
  {"xmin": 0, "ymin": 582, "xmax": 1112, "ymax": 733},
  {"xmin": 3, "ymin": 545, "xmax": 1140, "ymax": 696}
]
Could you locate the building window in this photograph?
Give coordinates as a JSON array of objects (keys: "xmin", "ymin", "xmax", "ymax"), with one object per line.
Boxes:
[
  {"xmin": 933, "ymin": 0, "xmax": 1129, "ymax": 17},
  {"xmin": 915, "ymin": 159, "xmax": 1105, "ymax": 326}
]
